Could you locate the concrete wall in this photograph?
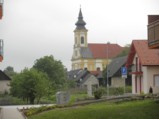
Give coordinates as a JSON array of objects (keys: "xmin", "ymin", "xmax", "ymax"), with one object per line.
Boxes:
[
  {"xmin": 111, "ymin": 77, "xmax": 125, "ymax": 87},
  {"xmin": 0, "ymin": 80, "xmax": 10, "ymax": 94},
  {"xmin": 147, "ymin": 66, "xmax": 159, "ymax": 94}
]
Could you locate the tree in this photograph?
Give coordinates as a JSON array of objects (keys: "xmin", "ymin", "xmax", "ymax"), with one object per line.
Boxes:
[
  {"xmin": 3, "ymin": 66, "xmax": 16, "ymax": 78},
  {"xmin": 102, "ymin": 67, "xmax": 109, "ymax": 86},
  {"xmin": 10, "ymin": 68, "xmax": 49, "ymax": 104},
  {"xmin": 33, "ymin": 55, "xmax": 67, "ymax": 89},
  {"xmin": 116, "ymin": 44, "xmax": 130, "ymax": 57}
]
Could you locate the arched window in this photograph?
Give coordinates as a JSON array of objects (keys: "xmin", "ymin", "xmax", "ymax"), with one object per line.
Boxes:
[
  {"xmin": 75, "ymin": 37, "xmax": 77, "ymax": 44},
  {"xmin": 81, "ymin": 36, "xmax": 84, "ymax": 44},
  {"xmin": 75, "ymin": 50, "xmax": 78, "ymax": 56}
]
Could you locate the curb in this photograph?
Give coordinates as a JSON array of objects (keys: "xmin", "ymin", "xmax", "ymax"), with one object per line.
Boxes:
[
  {"xmin": 0, "ymin": 108, "xmax": 2, "ymax": 119},
  {"xmin": 17, "ymin": 108, "xmax": 28, "ymax": 119}
]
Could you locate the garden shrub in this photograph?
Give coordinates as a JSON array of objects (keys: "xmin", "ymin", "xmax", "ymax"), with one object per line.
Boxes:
[
  {"xmin": 94, "ymin": 87, "xmax": 105, "ymax": 99},
  {"xmin": 109, "ymin": 87, "xmax": 124, "ymax": 95}
]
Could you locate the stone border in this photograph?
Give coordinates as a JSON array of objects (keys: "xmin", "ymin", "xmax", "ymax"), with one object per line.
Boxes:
[
  {"xmin": 17, "ymin": 108, "xmax": 28, "ymax": 119},
  {"xmin": 0, "ymin": 108, "xmax": 2, "ymax": 119},
  {"xmin": 22, "ymin": 94, "xmax": 159, "ymax": 117}
]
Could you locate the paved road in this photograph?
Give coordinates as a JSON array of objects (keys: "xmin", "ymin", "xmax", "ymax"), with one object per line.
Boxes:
[
  {"xmin": 0, "ymin": 104, "xmax": 54, "ymax": 119},
  {"xmin": 1, "ymin": 108, "xmax": 25, "ymax": 119}
]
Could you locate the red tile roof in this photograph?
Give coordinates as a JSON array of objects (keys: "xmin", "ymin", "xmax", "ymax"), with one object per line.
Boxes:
[
  {"xmin": 88, "ymin": 43, "xmax": 123, "ymax": 59},
  {"xmin": 126, "ymin": 40, "xmax": 159, "ymax": 66}
]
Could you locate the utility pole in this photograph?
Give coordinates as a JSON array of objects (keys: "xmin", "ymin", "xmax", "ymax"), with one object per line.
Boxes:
[{"xmin": 107, "ymin": 42, "xmax": 109, "ymax": 97}]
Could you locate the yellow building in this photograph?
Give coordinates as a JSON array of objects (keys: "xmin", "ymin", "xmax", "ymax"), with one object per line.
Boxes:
[{"xmin": 71, "ymin": 8, "xmax": 123, "ymax": 72}]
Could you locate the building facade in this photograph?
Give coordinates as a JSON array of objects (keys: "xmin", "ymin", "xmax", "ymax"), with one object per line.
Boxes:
[
  {"xmin": 0, "ymin": 0, "xmax": 3, "ymax": 62},
  {"xmin": 0, "ymin": 70, "xmax": 11, "ymax": 94},
  {"xmin": 126, "ymin": 40, "xmax": 159, "ymax": 94},
  {"xmin": 148, "ymin": 15, "xmax": 159, "ymax": 48},
  {"xmin": 71, "ymin": 8, "xmax": 123, "ymax": 71}
]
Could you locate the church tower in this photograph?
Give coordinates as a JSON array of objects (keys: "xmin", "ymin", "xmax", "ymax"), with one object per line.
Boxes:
[
  {"xmin": 71, "ymin": 8, "xmax": 123, "ymax": 71},
  {"xmin": 72, "ymin": 8, "xmax": 88, "ymax": 70}
]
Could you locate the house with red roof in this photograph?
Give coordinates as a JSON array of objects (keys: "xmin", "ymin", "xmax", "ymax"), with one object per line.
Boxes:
[
  {"xmin": 126, "ymin": 40, "xmax": 159, "ymax": 94},
  {"xmin": 71, "ymin": 8, "xmax": 123, "ymax": 72}
]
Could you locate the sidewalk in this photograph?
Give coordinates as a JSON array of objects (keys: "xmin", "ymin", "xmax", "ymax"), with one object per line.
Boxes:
[
  {"xmin": 0, "ymin": 104, "xmax": 55, "ymax": 119},
  {"xmin": 1, "ymin": 108, "xmax": 25, "ymax": 119}
]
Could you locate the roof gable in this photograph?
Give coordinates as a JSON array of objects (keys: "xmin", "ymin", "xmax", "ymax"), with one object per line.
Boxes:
[
  {"xmin": 0, "ymin": 70, "xmax": 12, "ymax": 81},
  {"xmin": 108, "ymin": 56, "xmax": 127, "ymax": 77},
  {"xmin": 126, "ymin": 40, "xmax": 159, "ymax": 66}
]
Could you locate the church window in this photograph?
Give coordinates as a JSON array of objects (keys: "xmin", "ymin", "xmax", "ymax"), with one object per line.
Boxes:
[
  {"xmin": 75, "ymin": 50, "xmax": 78, "ymax": 56},
  {"xmin": 81, "ymin": 36, "xmax": 84, "ymax": 44},
  {"xmin": 75, "ymin": 37, "xmax": 77, "ymax": 44}
]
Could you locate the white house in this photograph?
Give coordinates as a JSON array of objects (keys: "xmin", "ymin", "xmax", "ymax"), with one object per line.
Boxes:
[
  {"xmin": 68, "ymin": 69, "xmax": 99, "ymax": 96},
  {"xmin": 126, "ymin": 40, "xmax": 159, "ymax": 94},
  {"xmin": 0, "ymin": 70, "xmax": 11, "ymax": 94}
]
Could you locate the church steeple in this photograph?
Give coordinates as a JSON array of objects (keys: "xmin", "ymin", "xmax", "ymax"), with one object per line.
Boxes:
[
  {"xmin": 75, "ymin": 8, "xmax": 87, "ymax": 30},
  {"xmin": 72, "ymin": 7, "xmax": 88, "ymax": 70}
]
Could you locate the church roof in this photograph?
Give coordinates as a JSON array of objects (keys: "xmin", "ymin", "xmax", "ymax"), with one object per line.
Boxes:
[
  {"xmin": 83, "ymin": 43, "xmax": 123, "ymax": 59},
  {"xmin": 75, "ymin": 8, "xmax": 87, "ymax": 30},
  {"xmin": 80, "ymin": 47, "xmax": 93, "ymax": 58},
  {"xmin": 126, "ymin": 40, "xmax": 159, "ymax": 66}
]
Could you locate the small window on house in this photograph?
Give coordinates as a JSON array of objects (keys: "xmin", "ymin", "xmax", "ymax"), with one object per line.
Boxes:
[
  {"xmin": 81, "ymin": 36, "xmax": 84, "ymax": 44},
  {"xmin": 75, "ymin": 37, "xmax": 77, "ymax": 44},
  {"xmin": 154, "ymin": 75, "xmax": 159, "ymax": 87}
]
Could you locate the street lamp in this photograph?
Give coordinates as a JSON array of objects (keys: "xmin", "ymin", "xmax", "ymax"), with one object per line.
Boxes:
[{"xmin": 106, "ymin": 42, "xmax": 109, "ymax": 97}]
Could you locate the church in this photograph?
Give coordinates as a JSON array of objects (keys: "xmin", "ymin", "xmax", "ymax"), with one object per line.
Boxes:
[{"xmin": 71, "ymin": 8, "xmax": 123, "ymax": 72}]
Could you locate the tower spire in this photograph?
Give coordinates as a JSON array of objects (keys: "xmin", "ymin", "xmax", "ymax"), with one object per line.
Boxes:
[{"xmin": 75, "ymin": 7, "xmax": 86, "ymax": 30}]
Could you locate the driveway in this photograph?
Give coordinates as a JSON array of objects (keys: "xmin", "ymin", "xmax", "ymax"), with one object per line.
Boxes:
[{"xmin": 0, "ymin": 104, "xmax": 54, "ymax": 119}]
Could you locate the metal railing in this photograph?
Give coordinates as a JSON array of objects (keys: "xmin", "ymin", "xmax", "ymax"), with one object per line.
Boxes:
[{"xmin": 148, "ymin": 18, "xmax": 159, "ymax": 48}]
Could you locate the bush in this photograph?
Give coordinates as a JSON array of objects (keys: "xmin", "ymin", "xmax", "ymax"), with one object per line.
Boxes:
[
  {"xmin": 0, "ymin": 95, "xmax": 25, "ymax": 105},
  {"xmin": 110, "ymin": 87, "xmax": 124, "ymax": 95},
  {"xmin": 94, "ymin": 88, "xmax": 105, "ymax": 99},
  {"xmin": 24, "ymin": 105, "xmax": 57, "ymax": 116},
  {"xmin": 125, "ymin": 86, "xmax": 132, "ymax": 93}
]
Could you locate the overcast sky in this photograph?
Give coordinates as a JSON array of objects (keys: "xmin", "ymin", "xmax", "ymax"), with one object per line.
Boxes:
[{"xmin": 0, "ymin": 0, "xmax": 159, "ymax": 72}]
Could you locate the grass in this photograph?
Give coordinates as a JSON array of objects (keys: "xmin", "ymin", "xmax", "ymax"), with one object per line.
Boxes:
[{"xmin": 28, "ymin": 99, "xmax": 159, "ymax": 119}]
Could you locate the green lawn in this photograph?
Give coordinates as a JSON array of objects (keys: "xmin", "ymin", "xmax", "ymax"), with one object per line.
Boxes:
[{"xmin": 28, "ymin": 100, "xmax": 159, "ymax": 119}]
